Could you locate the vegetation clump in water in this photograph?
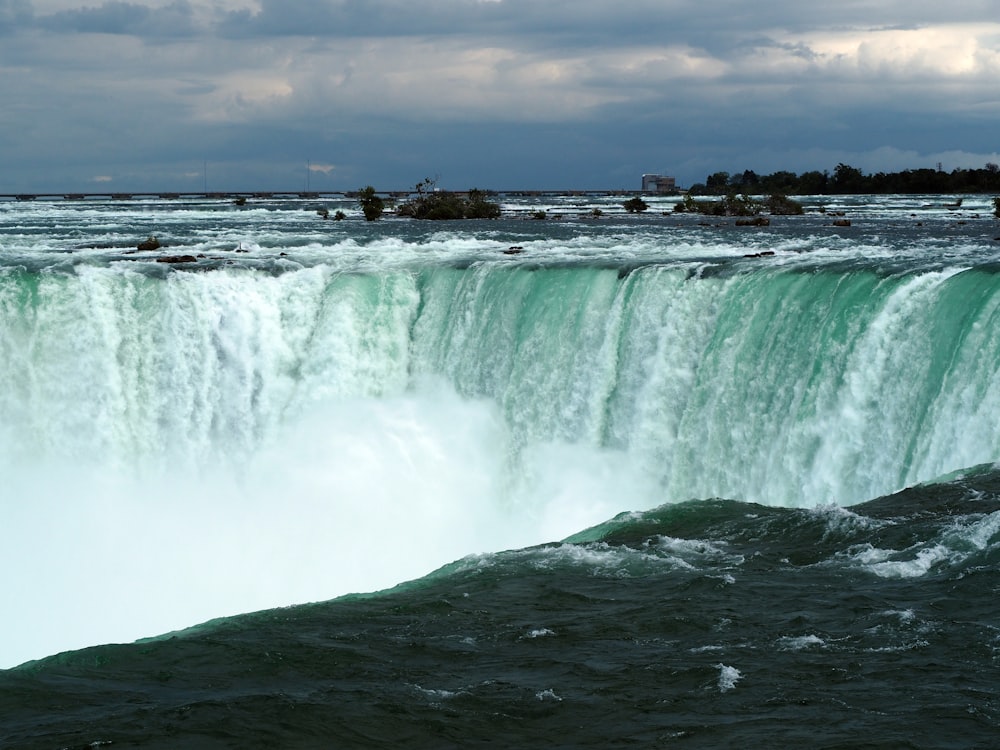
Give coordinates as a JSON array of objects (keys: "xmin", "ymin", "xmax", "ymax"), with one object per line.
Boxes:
[
  {"xmin": 622, "ymin": 196, "xmax": 649, "ymax": 213},
  {"xmin": 396, "ymin": 178, "xmax": 501, "ymax": 220},
  {"xmin": 674, "ymin": 193, "xmax": 803, "ymax": 217},
  {"xmin": 357, "ymin": 186, "xmax": 385, "ymax": 221}
]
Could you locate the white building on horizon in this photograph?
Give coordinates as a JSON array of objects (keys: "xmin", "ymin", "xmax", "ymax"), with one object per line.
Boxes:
[{"xmin": 642, "ymin": 174, "xmax": 677, "ymax": 193}]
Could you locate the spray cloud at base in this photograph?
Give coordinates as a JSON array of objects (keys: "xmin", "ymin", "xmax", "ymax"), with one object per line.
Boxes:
[{"xmin": 1, "ymin": 377, "xmax": 654, "ymax": 669}]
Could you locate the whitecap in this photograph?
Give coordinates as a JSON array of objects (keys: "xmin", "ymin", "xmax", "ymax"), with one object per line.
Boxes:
[
  {"xmin": 716, "ymin": 664, "xmax": 742, "ymax": 692},
  {"xmin": 776, "ymin": 634, "xmax": 826, "ymax": 651},
  {"xmin": 536, "ymin": 689, "xmax": 563, "ymax": 702},
  {"xmin": 941, "ymin": 510, "xmax": 1000, "ymax": 552},
  {"xmin": 837, "ymin": 542, "xmax": 954, "ymax": 579},
  {"xmin": 523, "ymin": 628, "xmax": 556, "ymax": 639}
]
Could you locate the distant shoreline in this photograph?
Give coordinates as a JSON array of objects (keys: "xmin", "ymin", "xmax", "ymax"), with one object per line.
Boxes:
[{"xmin": 4, "ymin": 187, "xmax": 1000, "ymax": 204}]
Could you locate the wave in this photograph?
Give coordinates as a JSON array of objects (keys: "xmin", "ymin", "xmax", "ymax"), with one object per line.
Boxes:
[{"xmin": 4, "ymin": 465, "xmax": 998, "ymax": 748}]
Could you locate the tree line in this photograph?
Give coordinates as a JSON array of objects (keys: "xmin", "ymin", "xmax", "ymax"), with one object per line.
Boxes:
[{"xmin": 688, "ymin": 163, "xmax": 1000, "ymax": 196}]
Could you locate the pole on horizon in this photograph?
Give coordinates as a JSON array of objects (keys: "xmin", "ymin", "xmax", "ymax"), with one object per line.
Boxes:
[
  {"xmin": 307, "ymin": 160, "xmax": 310, "ymax": 192},
  {"xmin": 203, "ymin": 161, "xmax": 207, "ymax": 193}
]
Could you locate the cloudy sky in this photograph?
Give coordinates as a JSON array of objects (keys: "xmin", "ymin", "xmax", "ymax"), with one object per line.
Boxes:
[{"xmin": 2, "ymin": 0, "xmax": 999, "ymax": 192}]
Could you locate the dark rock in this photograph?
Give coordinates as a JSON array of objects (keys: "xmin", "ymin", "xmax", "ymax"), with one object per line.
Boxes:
[
  {"xmin": 137, "ymin": 236, "xmax": 161, "ymax": 251},
  {"xmin": 156, "ymin": 255, "xmax": 198, "ymax": 264}
]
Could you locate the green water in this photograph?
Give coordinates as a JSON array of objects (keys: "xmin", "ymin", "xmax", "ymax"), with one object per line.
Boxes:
[{"xmin": 3, "ymin": 262, "xmax": 1000, "ymax": 506}]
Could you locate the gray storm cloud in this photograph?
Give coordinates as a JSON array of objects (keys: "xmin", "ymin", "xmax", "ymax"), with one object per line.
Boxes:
[{"xmin": 2, "ymin": 0, "xmax": 998, "ymax": 190}]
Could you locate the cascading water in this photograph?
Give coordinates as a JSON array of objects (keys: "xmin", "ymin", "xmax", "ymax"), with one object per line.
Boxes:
[
  {"xmin": 9, "ymin": 262, "xmax": 1000, "ymax": 505},
  {"xmin": 410, "ymin": 262, "xmax": 1000, "ymax": 506}
]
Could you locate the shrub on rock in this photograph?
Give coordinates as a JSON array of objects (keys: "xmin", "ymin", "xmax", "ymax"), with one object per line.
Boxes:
[
  {"xmin": 358, "ymin": 186, "xmax": 385, "ymax": 221},
  {"xmin": 396, "ymin": 179, "xmax": 501, "ymax": 220}
]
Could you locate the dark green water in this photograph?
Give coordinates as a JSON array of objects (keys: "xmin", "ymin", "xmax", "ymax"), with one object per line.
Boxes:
[{"xmin": 3, "ymin": 468, "xmax": 999, "ymax": 749}]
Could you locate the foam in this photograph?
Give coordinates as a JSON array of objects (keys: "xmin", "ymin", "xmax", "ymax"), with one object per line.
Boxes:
[
  {"xmin": 835, "ymin": 510, "xmax": 1000, "ymax": 580},
  {"xmin": 716, "ymin": 664, "xmax": 742, "ymax": 692},
  {"xmin": 776, "ymin": 635, "xmax": 827, "ymax": 651}
]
